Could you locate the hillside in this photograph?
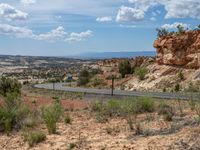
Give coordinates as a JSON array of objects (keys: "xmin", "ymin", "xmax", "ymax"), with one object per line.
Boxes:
[{"xmin": 89, "ymin": 30, "xmax": 200, "ymax": 92}]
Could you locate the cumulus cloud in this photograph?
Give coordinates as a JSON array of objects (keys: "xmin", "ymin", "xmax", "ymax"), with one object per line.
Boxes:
[
  {"xmin": 21, "ymin": 0, "xmax": 36, "ymax": 6},
  {"xmin": 0, "ymin": 3, "xmax": 28, "ymax": 20},
  {"xmin": 34, "ymin": 26, "xmax": 67, "ymax": 42},
  {"xmin": 163, "ymin": 0, "xmax": 200, "ymax": 19},
  {"xmin": 66, "ymin": 30, "xmax": 93, "ymax": 42},
  {"xmin": 116, "ymin": 6, "xmax": 145, "ymax": 22},
  {"xmin": 0, "ymin": 23, "xmax": 93, "ymax": 43},
  {"xmin": 0, "ymin": 24, "xmax": 33, "ymax": 38},
  {"xmin": 96, "ymin": 16, "xmax": 112, "ymax": 22},
  {"xmin": 161, "ymin": 22, "xmax": 190, "ymax": 30},
  {"xmin": 127, "ymin": 0, "xmax": 200, "ymax": 20}
]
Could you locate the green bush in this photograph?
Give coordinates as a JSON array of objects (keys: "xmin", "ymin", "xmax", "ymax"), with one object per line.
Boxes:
[
  {"xmin": 23, "ymin": 131, "xmax": 46, "ymax": 147},
  {"xmin": 118, "ymin": 60, "xmax": 134, "ymax": 78},
  {"xmin": 77, "ymin": 70, "xmax": 90, "ymax": 86},
  {"xmin": 0, "ymin": 93, "xmax": 29, "ymax": 134},
  {"xmin": 156, "ymin": 28, "xmax": 169, "ymax": 38},
  {"xmin": 135, "ymin": 67, "xmax": 148, "ymax": 80},
  {"xmin": 174, "ymin": 83, "xmax": 180, "ymax": 92},
  {"xmin": 177, "ymin": 24, "xmax": 185, "ymax": 34},
  {"xmin": 0, "ymin": 77, "xmax": 21, "ymax": 97},
  {"xmin": 105, "ymin": 100, "xmax": 121, "ymax": 117},
  {"xmin": 135, "ymin": 97, "xmax": 155, "ymax": 113},
  {"xmin": 41, "ymin": 101, "xmax": 63, "ymax": 134}
]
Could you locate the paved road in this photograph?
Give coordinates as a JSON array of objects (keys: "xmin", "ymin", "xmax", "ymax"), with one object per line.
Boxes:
[{"xmin": 34, "ymin": 83, "xmax": 198, "ymax": 100}]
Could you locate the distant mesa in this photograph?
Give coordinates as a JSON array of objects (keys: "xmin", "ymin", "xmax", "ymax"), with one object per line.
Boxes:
[{"xmin": 75, "ymin": 51, "xmax": 156, "ymax": 59}]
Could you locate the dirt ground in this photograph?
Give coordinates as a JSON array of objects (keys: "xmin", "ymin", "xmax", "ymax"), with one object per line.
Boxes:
[{"xmin": 0, "ymin": 88, "xmax": 200, "ymax": 150}]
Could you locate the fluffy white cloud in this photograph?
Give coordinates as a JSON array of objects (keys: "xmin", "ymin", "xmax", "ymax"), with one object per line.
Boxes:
[
  {"xmin": 34, "ymin": 26, "xmax": 67, "ymax": 42},
  {"xmin": 66, "ymin": 30, "xmax": 93, "ymax": 42},
  {"xmin": 0, "ymin": 3, "xmax": 28, "ymax": 20},
  {"xmin": 116, "ymin": 6, "xmax": 145, "ymax": 22},
  {"xmin": 0, "ymin": 23, "xmax": 93, "ymax": 43},
  {"xmin": 163, "ymin": 0, "xmax": 200, "ymax": 19},
  {"xmin": 161, "ymin": 22, "xmax": 190, "ymax": 30},
  {"xmin": 127, "ymin": 0, "xmax": 200, "ymax": 19},
  {"xmin": 128, "ymin": 0, "xmax": 158, "ymax": 11},
  {"xmin": 0, "ymin": 24, "xmax": 33, "ymax": 38},
  {"xmin": 96, "ymin": 16, "xmax": 112, "ymax": 22},
  {"xmin": 21, "ymin": 0, "xmax": 36, "ymax": 6}
]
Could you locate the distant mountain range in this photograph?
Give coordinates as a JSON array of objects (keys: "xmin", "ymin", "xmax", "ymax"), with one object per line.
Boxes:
[{"xmin": 73, "ymin": 51, "xmax": 156, "ymax": 59}]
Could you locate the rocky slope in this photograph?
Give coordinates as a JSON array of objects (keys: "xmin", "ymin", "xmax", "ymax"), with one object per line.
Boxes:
[
  {"xmin": 93, "ymin": 30, "xmax": 200, "ymax": 92},
  {"xmin": 154, "ymin": 30, "xmax": 200, "ymax": 69}
]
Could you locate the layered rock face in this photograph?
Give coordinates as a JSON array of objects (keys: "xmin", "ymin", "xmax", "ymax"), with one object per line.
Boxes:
[{"xmin": 154, "ymin": 30, "xmax": 200, "ymax": 69}]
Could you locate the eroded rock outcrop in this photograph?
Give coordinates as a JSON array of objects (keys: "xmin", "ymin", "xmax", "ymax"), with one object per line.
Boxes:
[{"xmin": 154, "ymin": 30, "xmax": 200, "ymax": 69}]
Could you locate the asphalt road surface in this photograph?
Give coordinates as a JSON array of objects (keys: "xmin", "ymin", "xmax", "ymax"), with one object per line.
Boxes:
[{"xmin": 34, "ymin": 83, "xmax": 199, "ymax": 100}]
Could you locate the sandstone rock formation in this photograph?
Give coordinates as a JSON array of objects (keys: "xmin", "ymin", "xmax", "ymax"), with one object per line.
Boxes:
[{"xmin": 154, "ymin": 30, "xmax": 200, "ymax": 69}]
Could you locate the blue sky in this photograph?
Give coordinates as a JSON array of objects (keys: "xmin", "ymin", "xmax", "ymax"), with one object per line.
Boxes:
[{"xmin": 0, "ymin": 0, "xmax": 199, "ymax": 56}]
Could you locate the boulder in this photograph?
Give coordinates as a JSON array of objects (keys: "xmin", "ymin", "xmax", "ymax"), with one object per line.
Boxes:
[{"xmin": 154, "ymin": 30, "xmax": 200, "ymax": 69}]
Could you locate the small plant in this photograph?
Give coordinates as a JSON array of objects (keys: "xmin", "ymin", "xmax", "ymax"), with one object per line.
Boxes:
[
  {"xmin": 177, "ymin": 24, "xmax": 185, "ymax": 34},
  {"xmin": 195, "ymin": 103, "xmax": 200, "ymax": 121},
  {"xmin": 156, "ymin": 28, "xmax": 169, "ymax": 38},
  {"xmin": 77, "ymin": 69, "xmax": 90, "ymax": 86},
  {"xmin": 163, "ymin": 88, "xmax": 166, "ymax": 92},
  {"xmin": 68, "ymin": 143, "xmax": 76, "ymax": 150},
  {"xmin": 64, "ymin": 113, "xmax": 72, "ymax": 124},
  {"xmin": 41, "ymin": 101, "xmax": 63, "ymax": 134},
  {"xmin": 135, "ymin": 97, "xmax": 155, "ymax": 113},
  {"xmin": 23, "ymin": 131, "xmax": 46, "ymax": 147},
  {"xmin": 90, "ymin": 101, "xmax": 104, "ymax": 112},
  {"xmin": 105, "ymin": 99, "xmax": 121, "ymax": 117},
  {"xmin": 158, "ymin": 102, "xmax": 174, "ymax": 121},
  {"xmin": 118, "ymin": 60, "xmax": 134, "ymax": 78},
  {"xmin": 178, "ymin": 71, "xmax": 184, "ymax": 80},
  {"xmin": 188, "ymin": 95, "xmax": 196, "ymax": 111},
  {"xmin": 174, "ymin": 83, "xmax": 180, "ymax": 92},
  {"xmin": 135, "ymin": 67, "xmax": 148, "ymax": 80},
  {"xmin": 0, "ymin": 93, "xmax": 29, "ymax": 135},
  {"xmin": 0, "ymin": 77, "xmax": 21, "ymax": 97}
]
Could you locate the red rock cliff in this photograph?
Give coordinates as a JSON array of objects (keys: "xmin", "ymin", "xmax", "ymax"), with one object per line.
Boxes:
[{"xmin": 154, "ymin": 30, "xmax": 200, "ymax": 69}]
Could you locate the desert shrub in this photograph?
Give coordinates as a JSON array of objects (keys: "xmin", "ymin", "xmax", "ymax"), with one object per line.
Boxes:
[
  {"xmin": 174, "ymin": 83, "xmax": 181, "ymax": 92},
  {"xmin": 95, "ymin": 110, "xmax": 109, "ymax": 123},
  {"xmin": 197, "ymin": 25, "xmax": 200, "ymax": 30},
  {"xmin": 118, "ymin": 60, "xmax": 134, "ymax": 78},
  {"xmin": 90, "ymin": 101, "xmax": 104, "ymax": 112},
  {"xmin": 178, "ymin": 71, "xmax": 184, "ymax": 80},
  {"xmin": 135, "ymin": 67, "xmax": 148, "ymax": 80},
  {"xmin": 91, "ymin": 77, "xmax": 105, "ymax": 87},
  {"xmin": 135, "ymin": 97, "xmax": 155, "ymax": 113},
  {"xmin": 64, "ymin": 113, "xmax": 72, "ymax": 124},
  {"xmin": 105, "ymin": 99, "xmax": 121, "ymax": 117},
  {"xmin": 188, "ymin": 93, "xmax": 196, "ymax": 111},
  {"xmin": 77, "ymin": 69, "xmax": 90, "ymax": 86},
  {"xmin": 68, "ymin": 143, "xmax": 76, "ymax": 150},
  {"xmin": 177, "ymin": 24, "xmax": 185, "ymax": 34},
  {"xmin": 156, "ymin": 28, "xmax": 169, "ymax": 38},
  {"xmin": 157, "ymin": 102, "xmax": 174, "ymax": 121},
  {"xmin": 185, "ymin": 82, "xmax": 199, "ymax": 92},
  {"xmin": 0, "ymin": 77, "xmax": 21, "ymax": 97},
  {"xmin": 0, "ymin": 93, "xmax": 29, "ymax": 134},
  {"xmin": 41, "ymin": 100, "xmax": 63, "ymax": 134},
  {"xmin": 23, "ymin": 131, "xmax": 46, "ymax": 147},
  {"xmin": 194, "ymin": 103, "xmax": 200, "ymax": 121}
]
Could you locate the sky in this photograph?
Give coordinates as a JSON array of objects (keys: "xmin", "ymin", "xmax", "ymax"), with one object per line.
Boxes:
[{"xmin": 0, "ymin": 0, "xmax": 199, "ymax": 56}]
